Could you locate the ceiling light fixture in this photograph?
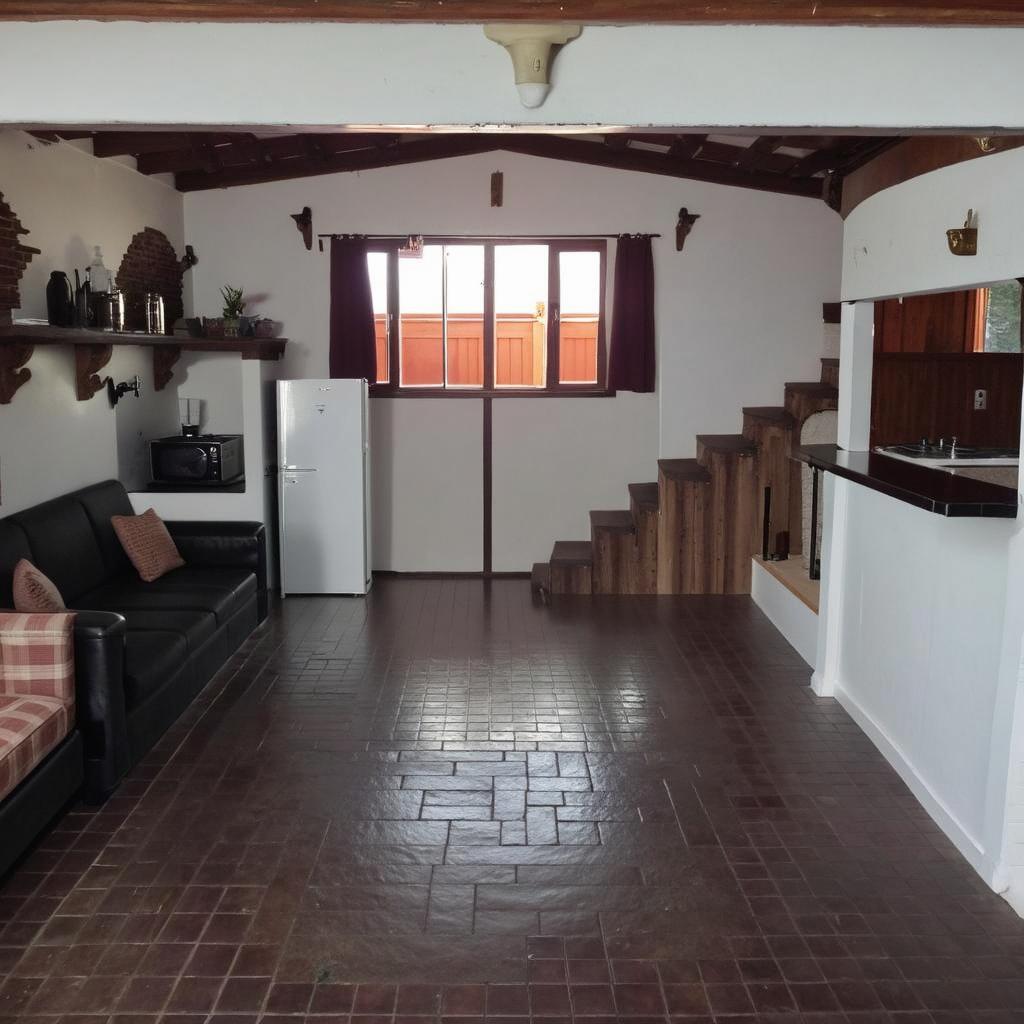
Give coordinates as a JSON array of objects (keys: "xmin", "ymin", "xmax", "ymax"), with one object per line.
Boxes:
[{"xmin": 484, "ymin": 24, "xmax": 582, "ymax": 109}]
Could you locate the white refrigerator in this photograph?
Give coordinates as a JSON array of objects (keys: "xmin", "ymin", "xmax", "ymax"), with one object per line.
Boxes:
[{"xmin": 277, "ymin": 378, "xmax": 371, "ymax": 596}]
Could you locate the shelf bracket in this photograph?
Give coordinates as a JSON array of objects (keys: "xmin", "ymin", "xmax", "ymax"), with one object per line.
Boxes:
[
  {"xmin": 75, "ymin": 343, "xmax": 113, "ymax": 401},
  {"xmin": 0, "ymin": 341, "xmax": 34, "ymax": 404},
  {"xmin": 153, "ymin": 344, "xmax": 183, "ymax": 391}
]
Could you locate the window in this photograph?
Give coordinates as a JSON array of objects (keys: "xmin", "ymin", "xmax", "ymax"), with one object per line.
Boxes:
[
  {"xmin": 979, "ymin": 279, "xmax": 1023, "ymax": 353},
  {"xmin": 368, "ymin": 238, "xmax": 607, "ymax": 394}
]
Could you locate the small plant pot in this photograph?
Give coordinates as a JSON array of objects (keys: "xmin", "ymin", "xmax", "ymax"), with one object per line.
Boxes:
[{"xmin": 223, "ymin": 318, "xmax": 240, "ymax": 338}]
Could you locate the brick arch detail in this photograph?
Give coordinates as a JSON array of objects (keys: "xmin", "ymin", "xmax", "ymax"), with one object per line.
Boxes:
[
  {"xmin": 115, "ymin": 227, "xmax": 183, "ymax": 333},
  {"xmin": 0, "ymin": 191, "xmax": 40, "ymax": 322}
]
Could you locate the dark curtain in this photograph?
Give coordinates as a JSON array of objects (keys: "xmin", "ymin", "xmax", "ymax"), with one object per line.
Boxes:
[
  {"xmin": 329, "ymin": 236, "xmax": 377, "ymax": 380},
  {"xmin": 607, "ymin": 234, "xmax": 656, "ymax": 393}
]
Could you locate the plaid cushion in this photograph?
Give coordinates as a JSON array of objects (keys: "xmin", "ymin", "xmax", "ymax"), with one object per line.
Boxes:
[
  {"xmin": 0, "ymin": 612, "xmax": 76, "ymax": 706},
  {"xmin": 0, "ymin": 693, "xmax": 72, "ymax": 801}
]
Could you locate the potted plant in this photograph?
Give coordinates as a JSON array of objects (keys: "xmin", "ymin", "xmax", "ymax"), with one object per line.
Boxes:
[{"xmin": 220, "ymin": 285, "xmax": 245, "ymax": 338}]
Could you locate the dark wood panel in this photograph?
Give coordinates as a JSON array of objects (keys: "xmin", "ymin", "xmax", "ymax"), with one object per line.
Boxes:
[
  {"xmin": 870, "ymin": 353, "xmax": 1023, "ymax": 448},
  {"xmin": 842, "ymin": 136, "xmax": 1024, "ymax": 216},
  {"xmin": 874, "ymin": 290, "xmax": 983, "ymax": 354},
  {"xmin": 6, "ymin": 0, "xmax": 1024, "ymax": 22}
]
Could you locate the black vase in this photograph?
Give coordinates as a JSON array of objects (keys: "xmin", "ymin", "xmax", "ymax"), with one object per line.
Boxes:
[{"xmin": 46, "ymin": 271, "xmax": 74, "ymax": 327}]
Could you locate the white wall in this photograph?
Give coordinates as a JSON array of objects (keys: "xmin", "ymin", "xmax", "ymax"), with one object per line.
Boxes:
[
  {"xmin": 833, "ymin": 484, "xmax": 1013, "ymax": 875},
  {"xmin": 0, "ymin": 130, "xmax": 184, "ymax": 515},
  {"xmin": 183, "ymin": 151, "xmax": 838, "ymax": 570},
  {"xmin": 818, "ymin": 148, "xmax": 1024, "ymax": 906},
  {"xmin": 3, "ymin": 23, "xmax": 1024, "ymax": 131}
]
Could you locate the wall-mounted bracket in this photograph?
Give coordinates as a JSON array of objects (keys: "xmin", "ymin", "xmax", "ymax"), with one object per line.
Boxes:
[
  {"xmin": 153, "ymin": 344, "xmax": 183, "ymax": 391},
  {"xmin": 0, "ymin": 341, "xmax": 34, "ymax": 404},
  {"xmin": 75, "ymin": 343, "xmax": 113, "ymax": 401}
]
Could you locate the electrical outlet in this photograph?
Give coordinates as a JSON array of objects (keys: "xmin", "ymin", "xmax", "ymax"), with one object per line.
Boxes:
[{"xmin": 974, "ymin": 388, "xmax": 988, "ymax": 411}]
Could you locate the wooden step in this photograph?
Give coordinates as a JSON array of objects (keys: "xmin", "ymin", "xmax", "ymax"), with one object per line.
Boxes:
[
  {"xmin": 784, "ymin": 381, "xmax": 839, "ymax": 424},
  {"xmin": 589, "ymin": 510, "xmax": 635, "ymax": 533},
  {"xmin": 820, "ymin": 357, "xmax": 839, "ymax": 389},
  {"xmin": 696, "ymin": 433, "xmax": 757, "ymax": 467},
  {"xmin": 742, "ymin": 405, "xmax": 795, "ymax": 441},
  {"xmin": 695, "ymin": 435, "xmax": 757, "ymax": 593},
  {"xmin": 628, "ymin": 484, "xmax": 659, "ymax": 595},
  {"xmin": 628, "ymin": 481, "xmax": 659, "ymax": 513},
  {"xmin": 590, "ymin": 510, "xmax": 638, "ymax": 595},
  {"xmin": 549, "ymin": 540, "xmax": 593, "ymax": 594},
  {"xmin": 658, "ymin": 458, "xmax": 712, "ymax": 483},
  {"xmin": 656, "ymin": 458, "xmax": 712, "ymax": 594}
]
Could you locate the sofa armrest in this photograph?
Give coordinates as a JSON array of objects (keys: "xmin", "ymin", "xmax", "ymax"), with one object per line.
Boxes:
[
  {"xmin": 165, "ymin": 521, "xmax": 268, "ymax": 621},
  {"xmin": 73, "ymin": 611, "xmax": 130, "ymax": 803}
]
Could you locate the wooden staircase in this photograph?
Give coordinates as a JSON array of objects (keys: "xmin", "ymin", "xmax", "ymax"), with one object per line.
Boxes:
[{"xmin": 533, "ymin": 357, "xmax": 839, "ymax": 596}]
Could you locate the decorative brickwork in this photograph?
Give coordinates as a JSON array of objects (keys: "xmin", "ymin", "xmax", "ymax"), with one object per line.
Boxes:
[
  {"xmin": 0, "ymin": 192, "xmax": 40, "ymax": 323},
  {"xmin": 114, "ymin": 227, "xmax": 183, "ymax": 333}
]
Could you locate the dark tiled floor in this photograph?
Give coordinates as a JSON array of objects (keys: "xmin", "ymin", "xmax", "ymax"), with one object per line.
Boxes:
[{"xmin": 2, "ymin": 579, "xmax": 1024, "ymax": 1024}]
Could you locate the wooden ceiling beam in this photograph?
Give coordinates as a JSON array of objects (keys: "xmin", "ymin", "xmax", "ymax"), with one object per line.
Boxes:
[
  {"xmin": 134, "ymin": 131, "xmax": 398, "ymax": 175},
  {"xmin": 667, "ymin": 135, "xmax": 708, "ymax": 160},
  {"xmin": 92, "ymin": 131, "xmax": 205, "ymax": 158},
  {"xmin": 496, "ymin": 135, "xmax": 822, "ymax": 198},
  {"xmin": 175, "ymin": 134, "xmax": 503, "ymax": 190},
  {"xmin": 4, "ymin": 0, "xmax": 1024, "ymax": 23}
]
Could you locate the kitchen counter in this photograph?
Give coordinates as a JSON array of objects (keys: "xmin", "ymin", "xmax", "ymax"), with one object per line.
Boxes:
[{"xmin": 795, "ymin": 444, "xmax": 1018, "ymax": 518}]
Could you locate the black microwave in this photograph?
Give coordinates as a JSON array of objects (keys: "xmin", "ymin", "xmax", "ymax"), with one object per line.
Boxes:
[{"xmin": 150, "ymin": 435, "xmax": 244, "ymax": 485}]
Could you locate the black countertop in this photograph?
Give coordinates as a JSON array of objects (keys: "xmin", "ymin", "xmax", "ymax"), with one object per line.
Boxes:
[{"xmin": 795, "ymin": 445, "xmax": 1018, "ymax": 518}]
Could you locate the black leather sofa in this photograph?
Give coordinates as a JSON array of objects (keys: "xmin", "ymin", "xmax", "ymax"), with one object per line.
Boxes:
[{"xmin": 0, "ymin": 480, "xmax": 267, "ymax": 875}]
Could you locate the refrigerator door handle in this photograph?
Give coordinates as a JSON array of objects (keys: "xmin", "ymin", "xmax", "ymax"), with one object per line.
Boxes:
[{"xmin": 281, "ymin": 465, "xmax": 318, "ymax": 472}]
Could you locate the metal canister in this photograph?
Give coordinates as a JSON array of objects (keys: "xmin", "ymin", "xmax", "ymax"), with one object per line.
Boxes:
[{"xmin": 145, "ymin": 293, "xmax": 165, "ymax": 335}]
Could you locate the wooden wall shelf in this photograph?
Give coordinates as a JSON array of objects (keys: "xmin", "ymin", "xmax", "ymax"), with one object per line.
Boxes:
[{"xmin": 0, "ymin": 324, "xmax": 287, "ymax": 404}]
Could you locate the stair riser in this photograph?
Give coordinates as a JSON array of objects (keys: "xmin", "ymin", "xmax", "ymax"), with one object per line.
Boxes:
[
  {"xmin": 703, "ymin": 451, "xmax": 756, "ymax": 594},
  {"xmin": 592, "ymin": 527, "xmax": 641, "ymax": 595},
  {"xmin": 821, "ymin": 361, "xmax": 840, "ymax": 389},
  {"xmin": 656, "ymin": 470, "xmax": 712, "ymax": 594},
  {"xmin": 550, "ymin": 563, "xmax": 593, "ymax": 595}
]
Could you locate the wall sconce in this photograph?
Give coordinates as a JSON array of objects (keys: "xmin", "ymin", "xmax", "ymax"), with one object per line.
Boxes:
[
  {"xmin": 290, "ymin": 207, "xmax": 313, "ymax": 251},
  {"xmin": 947, "ymin": 209, "xmax": 978, "ymax": 256},
  {"xmin": 179, "ymin": 244, "xmax": 198, "ymax": 271},
  {"xmin": 107, "ymin": 374, "xmax": 142, "ymax": 407},
  {"xmin": 676, "ymin": 208, "xmax": 700, "ymax": 251},
  {"xmin": 484, "ymin": 24, "xmax": 581, "ymax": 109}
]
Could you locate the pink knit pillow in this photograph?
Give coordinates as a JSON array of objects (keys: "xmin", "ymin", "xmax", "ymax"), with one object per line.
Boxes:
[
  {"xmin": 111, "ymin": 508, "xmax": 184, "ymax": 583},
  {"xmin": 12, "ymin": 559, "xmax": 66, "ymax": 613}
]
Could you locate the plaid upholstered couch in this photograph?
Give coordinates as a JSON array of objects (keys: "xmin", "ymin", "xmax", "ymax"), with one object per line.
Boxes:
[
  {"xmin": 0, "ymin": 612, "xmax": 82, "ymax": 878},
  {"xmin": 0, "ymin": 480, "xmax": 268, "ymax": 875}
]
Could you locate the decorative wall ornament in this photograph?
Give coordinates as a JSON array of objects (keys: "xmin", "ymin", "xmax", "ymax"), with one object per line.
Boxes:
[
  {"xmin": 290, "ymin": 207, "xmax": 313, "ymax": 250},
  {"xmin": 484, "ymin": 23, "xmax": 582, "ymax": 108},
  {"xmin": 947, "ymin": 209, "xmax": 978, "ymax": 256},
  {"xmin": 675, "ymin": 208, "xmax": 700, "ymax": 251},
  {"xmin": 115, "ymin": 228, "xmax": 184, "ymax": 332},
  {"xmin": 0, "ymin": 191, "xmax": 41, "ymax": 322}
]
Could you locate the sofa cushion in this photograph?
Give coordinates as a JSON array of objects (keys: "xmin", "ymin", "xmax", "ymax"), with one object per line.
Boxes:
[
  {"xmin": 0, "ymin": 694, "xmax": 73, "ymax": 801},
  {"xmin": 11, "ymin": 498, "xmax": 108, "ymax": 605},
  {"xmin": 0, "ymin": 521, "xmax": 32, "ymax": 609},
  {"xmin": 112, "ymin": 509, "xmax": 185, "ymax": 583},
  {"xmin": 116, "ymin": 608, "xmax": 217, "ymax": 653},
  {"xmin": 77, "ymin": 567, "xmax": 256, "ymax": 626},
  {"xmin": 0, "ymin": 612, "xmax": 77, "ymax": 707},
  {"xmin": 74, "ymin": 481, "xmax": 136, "ymax": 577},
  {"xmin": 123, "ymin": 630, "xmax": 189, "ymax": 708},
  {"xmin": 12, "ymin": 560, "xmax": 66, "ymax": 613}
]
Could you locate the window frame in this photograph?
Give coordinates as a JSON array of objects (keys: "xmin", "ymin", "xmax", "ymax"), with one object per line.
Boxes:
[{"xmin": 367, "ymin": 236, "xmax": 611, "ymax": 398}]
